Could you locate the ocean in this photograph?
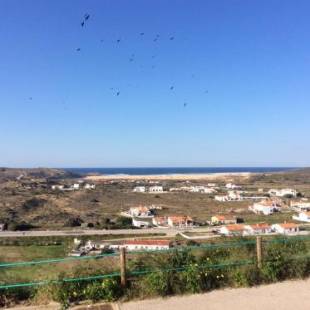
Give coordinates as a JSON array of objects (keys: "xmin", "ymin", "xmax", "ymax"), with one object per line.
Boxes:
[{"xmin": 64, "ymin": 167, "xmax": 294, "ymax": 176}]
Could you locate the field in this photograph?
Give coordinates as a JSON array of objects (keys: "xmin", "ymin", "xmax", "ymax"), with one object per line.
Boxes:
[{"xmin": 1, "ymin": 168, "xmax": 310, "ymax": 229}]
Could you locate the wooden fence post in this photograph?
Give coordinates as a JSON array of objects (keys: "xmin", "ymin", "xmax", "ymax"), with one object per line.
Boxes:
[
  {"xmin": 256, "ymin": 236, "xmax": 262, "ymax": 268},
  {"xmin": 120, "ymin": 247, "xmax": 127, "ymax": 287}
]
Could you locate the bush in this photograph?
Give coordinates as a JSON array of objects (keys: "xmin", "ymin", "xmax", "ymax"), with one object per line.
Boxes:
[{"xmin": 85, "ymin": 278, "xmax": 122, "ymax": 302}]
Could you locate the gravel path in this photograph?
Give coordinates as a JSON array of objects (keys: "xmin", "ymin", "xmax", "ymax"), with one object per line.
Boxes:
[{"xmin": 119, "ymin": 278, "xmax": 310, "ymax": 310}]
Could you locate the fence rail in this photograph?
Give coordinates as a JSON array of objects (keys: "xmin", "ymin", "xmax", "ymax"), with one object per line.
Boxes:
[{"xmin": 1, "ymin": 235, "xmax": 310, "ymax": 291}]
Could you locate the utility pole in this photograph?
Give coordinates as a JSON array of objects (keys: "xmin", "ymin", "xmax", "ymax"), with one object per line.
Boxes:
[
  {"xmin": 256, "ymin": 236, "xmax": 262, "ymax": 268},
  {"xmin": 120, "ymin": 247, "xmax": 127, "ymax": 287}
]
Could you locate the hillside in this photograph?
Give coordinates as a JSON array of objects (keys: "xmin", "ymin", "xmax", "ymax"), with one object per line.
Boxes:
[{"xmin": 0, "ymin": 168, "xmax": 79, "ymax": 181}]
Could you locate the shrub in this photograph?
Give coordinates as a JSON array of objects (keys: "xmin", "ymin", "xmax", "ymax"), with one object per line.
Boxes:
[{"xmin": 85, "ymin": 278, "xmax": 122, "ymax": 302}]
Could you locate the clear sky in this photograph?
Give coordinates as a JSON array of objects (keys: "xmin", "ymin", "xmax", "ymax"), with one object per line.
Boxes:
[{"xmin": 1, "ymin": 0, "xmax": 310, "ymax": 168}]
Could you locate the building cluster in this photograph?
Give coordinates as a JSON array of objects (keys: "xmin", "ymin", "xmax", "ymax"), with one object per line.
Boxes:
[
  {"xmin": 133, "ymin": 185, "xmax": 164, "ymax": 193},
  {"xmin": 291, "ymin": 199, "xmax": 310, "ymax": 223},
  {"xmin": 51, "ymin": 182, "xmax": 96, "ymax": 191},
  {"xmin": 169, "ymin": 185, "xmax": 217, "ymax": 194},
  {"xmin": 249, "ymin": 198, "xmax": 282, "ymax": 215},
  {"xmin": 268, "ymin": 188, "xmax": 298, "ymax": 197},
  {"xmin": 219, "ymin": 222, "xmax": 299, "ymax": 236},
  {"xmin": 69, "ymin": 238, "xmax": 172, "ymax": 256},
  {"xmin": 133, "ymin": 214, "xmax": 194, "ymax": 228},
  {"xmin": 214, "ymin": 190, "xmax": 245, "ymax": 202}
]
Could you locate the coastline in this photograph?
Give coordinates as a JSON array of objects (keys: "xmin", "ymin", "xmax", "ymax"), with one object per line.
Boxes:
[{"xmin": 84, "ymin": 172, "xmax": 253, "ymax": 181}]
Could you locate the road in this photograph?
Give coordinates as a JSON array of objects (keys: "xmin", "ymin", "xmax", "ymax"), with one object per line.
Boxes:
[
  {"xmin": 119, "ymin": 278, "xmax": 310, "ymax": 310},
  {"xmin": 0, "ymin": 227, "xmax": 208, "ymax": 238},
  {"xmin": 0, "ymin": 228, "xmax": 177, "ymax": 238},
  {"xmin": 0, "ymin": 226, "xmax": 308, "ymax": 239}
]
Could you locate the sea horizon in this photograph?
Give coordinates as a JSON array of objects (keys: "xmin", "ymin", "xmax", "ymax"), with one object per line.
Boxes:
[{"xmin": 64, "ymin": 167, "xmax": 297, "ymax": 176}]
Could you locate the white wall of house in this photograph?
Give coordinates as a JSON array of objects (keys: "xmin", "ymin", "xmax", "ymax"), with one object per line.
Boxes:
[
  {"xmin": 122, "ymin": 243, "xmax": 170, "ymax": 251},
  {"xmin": 132, "ymin": 218, "xmax": 152, "ymax": 228},
  {"xmin": 292, "ymin": 212, "xmax": 310, "ymax": 223},
  {"xmin": 149, "ymin": 186, "xmax": 164, "ymax": 193},
  {"xmin": 133, "ymin": 186, "xmax": 146, "ymax": 193},
  {"xmin": 271, "ymin": 224, "xmax": 299, "ymax": 234}
]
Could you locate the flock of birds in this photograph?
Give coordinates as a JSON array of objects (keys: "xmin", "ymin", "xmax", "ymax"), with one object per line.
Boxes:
[{"xmin": 28, "ymin": 13, "xmax": 209, "ymax": 109}]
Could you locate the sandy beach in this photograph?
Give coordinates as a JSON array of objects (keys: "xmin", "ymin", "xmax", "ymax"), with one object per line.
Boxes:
[{"xmin": 84, "ymin": 172, "xmax": 252, "ymax": 181}]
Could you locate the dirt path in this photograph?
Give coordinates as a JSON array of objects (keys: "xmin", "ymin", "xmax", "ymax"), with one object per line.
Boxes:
[{"xmin": 119, "ymin": 278, "xmax": 310, "ymax": 310}]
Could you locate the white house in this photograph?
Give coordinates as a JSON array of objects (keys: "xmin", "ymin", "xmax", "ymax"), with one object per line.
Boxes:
[
  {"xmin": 215, "ymin": 195, "xmax": 229, "ymax": 202},
  {"xmin": 292, "ymin": 211, "xmax": 310, "ymax": 223},
  {"xmin": 84, "ymin": 183, "xmax": 96, "ymax": 190},
  {"xmin": 290, "ymin": 200, "xmax": 310, "ymax": 212},
  {"xmin": 219, "ymin": 224, "xmax": 245, "ymax": 236},
  {"xmin": 226, "ymin": 183, "xmax": 242, "ymax": 190},
  {"xmin": 227, "ymin": 191, "xmax": 244, "ymax": 201},
  {"xmin": 132, "ymin": 217, "xmax": 152, "ymax": 228},
  {"xmin": 149, "ymin": 186, "xmax": 164, "ymax": 193},
  {"xmin": 51, "ymin": 184, "xmax": 64, "ymax": 190},
  {"xmin": 211, "ymin": 215, "xmax": 236, "ymax": 225},
  {"xmin": 129, "ymin": 206, "xmax": 153, "ymax": 217},
  {"xmin": 268, "ymin": 188, "xmax": 298, "ymax": 197},
  {"xmin": 167, "ymin": 216, "xmax": 193, "ymax": 228},
  {"xmin": 244, "ymin": 223, "xmax": 272, "ymax": 235},
  {"xmin": 189, "ymin": 186, "xmax": 216, "ymax": 194},
  {"xmin": 72, "ymin": 183, "xmax": 80, "ymax": 190},
  {"xmin": 214, "ymin": 191, "xmax": 243, "ymax": 202},
  {"xmin": 249, "ymin": 199, "xmax": 281, "ymax": 215},
  {"xmin": 121, "ymin": 240, "xmax": 171, "ymax": 251},
  {"xmin": 133, "ymin": 186, "xmax": 146, "ymax": 193},
  {"xmin": 207, "ymin": 183, "xmax": 217, "ymax": 187},
  {"xmin": 152, "ymin": 216, "xmax": 168, "ymax": 227},
  {"xmin": 271, "ymin": 223, "xmax": 299, "ymax": 234}
]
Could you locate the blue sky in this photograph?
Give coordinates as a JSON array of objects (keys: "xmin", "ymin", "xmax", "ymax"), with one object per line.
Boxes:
[{"xmin": 0, "ymin": 0, "xmax": 310, "ymax": 167}]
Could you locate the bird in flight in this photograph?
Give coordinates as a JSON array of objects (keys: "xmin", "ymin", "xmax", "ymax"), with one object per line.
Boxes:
[
  {"xmin": 116, "ymin": 39, "xmax": 121, "ymax": 43},
  {"xmin": 116, "ymin": 91, "xmax": 120, "ymax": 96},
  {"xmin": 29, "ymin": 97, "xmax": 32, "ymax": 100},
  {"xmin": 76, "ymin": 48, "xmax": 81, "ymax": 51},
  {"xmin": 84, "ymin": 13, "xmax": 90, "ymax": 20},
  {"xmin": 153, "ymin": 34, "xmax": 160, "ymax": 42},
  {"xmin": 170, "ymin": 86, "xmax": 174, "ymax": 90},
  {"xmin": 169, "ymin": 36, "xmax": 175, "ymax": 40},
  {"xmin": 183, "ymin": 102, "xmax": 187, "ymax": 107},
  {"xmin": 140, "ymin": 32, "xmax": 145, "ymax": 36},
  {"xmin": 204, "ymin": 90, "xmax": 209, "ymax": 94},
  {"xmin": 81, "ymin": 21, "xmax": 85, "ymax": 27}
]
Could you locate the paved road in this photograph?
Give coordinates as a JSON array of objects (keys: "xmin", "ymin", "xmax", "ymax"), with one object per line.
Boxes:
[
  {"xmin": 0, "ymin": 228, "xmax": 182, "ymax": 238},
  {"xmin": 119, "ymin": 278, "xmax": 310, "ymax": 310},
  {"xmin": 0, "ymin": 227, "xmax": 215, "ymax": 238}
]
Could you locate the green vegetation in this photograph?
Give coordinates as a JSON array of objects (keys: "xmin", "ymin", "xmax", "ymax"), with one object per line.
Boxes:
[{"xmin": 1, "ymin": 236, "xmax": 310, "ymax": 308}]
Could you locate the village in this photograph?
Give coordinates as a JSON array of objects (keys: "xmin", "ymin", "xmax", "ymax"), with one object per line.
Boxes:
[{"xmin": 63, "ymin": 181, "xmax": 310, "ymax": 257}]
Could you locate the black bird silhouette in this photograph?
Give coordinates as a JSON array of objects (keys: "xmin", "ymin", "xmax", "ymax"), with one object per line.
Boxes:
[
  {"xmin": 170, "ymin": 86, "xmax": 174, "ymax": 90},
  {"xmin": 116, "ymin": 91, "xmax": 120, "ymax": 96},
  {"xmin": 116, "ymin": 39, "xmax": 121, "ymax": 43},
  {"xmin": 76, "ymin": 48, "xmax": 81, "ymax": 51},
  {"xmin": 140, "ymin": 32, "xmax": 145, "ymax": 36},
  {"xmin": 169, "ymin": 36, "xmax": 174, "ymax": 40},
  {"xmin": 81, "ymin": 21, "xmax": 85, "ymax": 27},
  {"xmin": 153, "ymin": 34, "xmax": 160, "ymax": 42},
  {"xmin": 183, "ymin": 102, "xmax": 187, "ymax": 107},
  {"xmin": 84, "ymin": 14, "xmax": 90, "ymax": 20}
]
